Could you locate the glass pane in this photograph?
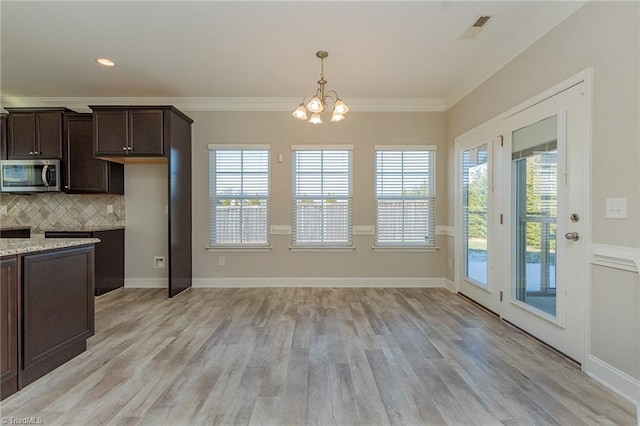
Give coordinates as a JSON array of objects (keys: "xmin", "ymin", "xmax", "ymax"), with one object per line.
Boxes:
[
  {"xmin": 512, "ymin": 116, "xmax": 558, "ymax": 317},
  {"xmin": 375, "ymin": 150, "xmax": 435, "ymax": 246},
  {"xmin": 294, "ymin": 199, "xmax": 350, "ymax": 245},
  {"xmin": 210, "ymin": 149, "xmax": 270, "ymax": 246},
  {"xmin": 215, "ymin": 199, "xmax": 269, "ymax": 244},
  {"xmin": 462, "ymin": 144, "xmax": 488, "ymax": 287},
  {"xmin": 292, "ymin": 150, "xmax": 352, "ymax": 246}
]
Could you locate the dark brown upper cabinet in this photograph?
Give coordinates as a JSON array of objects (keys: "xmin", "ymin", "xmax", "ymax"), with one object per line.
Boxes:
[
  {"xmin": 0, "ymin": 114, "xmax": 7, "ymax": 160},
  {"xmin": 5, "ymin": 107, "xmax": 73, "ymax": 159},
  {"xmin": 64, "ymin": 113, "xmax": 124, "ymax": 194},
  {"xmin": 92, "ymin": 107, "xmax": 167, "ymax": 159}
]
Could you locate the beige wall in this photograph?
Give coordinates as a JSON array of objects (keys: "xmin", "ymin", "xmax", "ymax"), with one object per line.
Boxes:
[
  {"xmin": 446, "ymin": 1, "xmax": 640, "ymax": 380},
  {"xmin": 591, "ymin": 265, "xmax": 640, "ymax": 379},
  {"xmin": 190, "ymin": 111, "xmax": 448, "ymax": 279},
  {"xmin": 447, "ymin": 1, "xmax": 639, "ymax": 247},
  {"xmin": 124, "ymin": 164, "xmax": 168, "ymax": 285}
]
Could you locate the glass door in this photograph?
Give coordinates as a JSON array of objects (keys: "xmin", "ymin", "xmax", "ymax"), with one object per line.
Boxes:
[
  {"xmin": 512, "ymin": 116, "xmax": 558, "ymax": 318},
  {"xmin": 456, "ymin": 127, "xmax": 502, "ymax": 315},
  {"xmin": 500, "ymin": 82, "xmax": 587, "ymax": 363}
]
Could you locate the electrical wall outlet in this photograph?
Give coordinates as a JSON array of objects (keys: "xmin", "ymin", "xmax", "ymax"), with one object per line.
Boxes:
[
  {"xmin": 219, "ymin": 256, "xmax": 226, "ymax": 266},
  {"xmin": 107, "ymin": 205, "xmax": 114, "ymax": 214},
  {"xmin": 0, "ymin": 206, "xmax": 7, "ymax": 215}
]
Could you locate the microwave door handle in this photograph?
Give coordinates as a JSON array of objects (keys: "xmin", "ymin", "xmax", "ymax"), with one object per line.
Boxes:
[{"xmin": 41, "ymin": 165, "xmax": 50, "ymax": 186}]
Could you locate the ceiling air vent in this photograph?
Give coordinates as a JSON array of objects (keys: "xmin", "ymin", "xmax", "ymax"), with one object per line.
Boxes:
[
  {"xmin": 461, "ymin": 15, "xmax": 493, "ymax": 39},
  {"xmin": 473, "ymin": 15, "xmax": 492, "ymax": 28}
]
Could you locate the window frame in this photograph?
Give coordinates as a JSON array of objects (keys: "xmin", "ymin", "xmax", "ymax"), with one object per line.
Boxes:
[
  {"xmin": 208, "ymin": 144, "xmax": 271, "ymax": 249},
  {"xmin": 291, "ymin": 145, "xmax": 354, "ymax": 249},
  {"xmin": 374, "ymin": 145, "xmax": 438, "ymax": 249}
]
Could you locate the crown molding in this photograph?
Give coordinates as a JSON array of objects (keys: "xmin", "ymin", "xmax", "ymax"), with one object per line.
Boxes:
[
  {"xmin": 0, "ymin": 96, "xmax": 446, "ymax": 113},
  {"xmin": 444, "ymin": 1, "xmax": 586, "ymax": 110}
]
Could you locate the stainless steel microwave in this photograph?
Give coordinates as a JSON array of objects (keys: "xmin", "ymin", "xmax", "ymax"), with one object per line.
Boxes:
[{"xmin": 0, "ymin": 159, "xmax": 61, "ymax": 193}]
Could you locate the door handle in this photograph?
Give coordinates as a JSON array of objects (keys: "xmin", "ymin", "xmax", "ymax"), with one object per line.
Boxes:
[
  {"xmin": 564, "ymin": 232, "xmax": 579, "ymax": 241},
  {"xmin": 41, "ymin": 165, "xmax": 50, "ymax": 187}
]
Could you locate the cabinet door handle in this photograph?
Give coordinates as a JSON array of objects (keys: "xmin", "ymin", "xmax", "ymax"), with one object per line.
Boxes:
[
  {"xmin": 34, "ymin": 151, "xmax": 39, "ymax": 155},
  {"xmin": 122, "ymin": 147, "xmax": 127, "ymax": 151},
  {"xmin": 29, "ymin": 151, "xmax": 34, "ymax": 155},
  {"xmin": 128, "ymin": 147, "xmax": 133, "ymax": 151}
]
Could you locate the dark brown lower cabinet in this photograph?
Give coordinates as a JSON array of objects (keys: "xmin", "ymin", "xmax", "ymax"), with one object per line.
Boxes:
[
  {"xmin": 20, "ymin": 246, "xmax": 94, "ymax": 388},
  {"xmin": 0, "ymin": 256, "xmax": 19, "ymax": 400},
  {"xmin": 45, "ymin": 229, "xmax": 124, "ymax": 295}
]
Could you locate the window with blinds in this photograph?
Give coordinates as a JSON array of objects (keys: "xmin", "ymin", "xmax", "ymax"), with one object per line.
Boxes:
[
  {"xmin": 208, "ymin": 145, "xmax": 270, "ymax": 247},
  {"xmin": 292, "ymin": 146, "xmax": 353, "ymax": 247},
  {"xmin": 375, "ymin": 146, "xmax": 437, "ymax": 247}
]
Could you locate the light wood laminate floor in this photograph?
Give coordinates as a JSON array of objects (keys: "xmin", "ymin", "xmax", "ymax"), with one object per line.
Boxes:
[{"xmin": 1, "ymin": 288, "xmax": 636, "ymax": 425}]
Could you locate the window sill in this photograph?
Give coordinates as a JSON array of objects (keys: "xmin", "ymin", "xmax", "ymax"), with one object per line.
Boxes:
[
  {"xmin": 290, "ymin": 246, "xmax": 355, "ymax": 252},
  {"xmin": 372, "ymin": 246, "xmax": 439, "ymax": 252},
  {"xmin": 207, "ymin": 246, "xmax": 272, "ymax": 252}
]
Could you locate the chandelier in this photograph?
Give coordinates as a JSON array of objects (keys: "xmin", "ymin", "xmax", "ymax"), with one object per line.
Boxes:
[{"xmin": 292, "ymin": 50, "xmax": 350, "ymax": 124}]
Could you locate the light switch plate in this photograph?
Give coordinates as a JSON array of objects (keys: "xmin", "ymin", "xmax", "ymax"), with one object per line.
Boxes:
[{"xmin": 605, "ymin": 198, "xmax": 627, "ymax": 219}]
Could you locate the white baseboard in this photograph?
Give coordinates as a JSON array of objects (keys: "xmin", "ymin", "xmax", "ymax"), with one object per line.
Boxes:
[
  {"xmin": 192, "ymin": 277, "xmax": 447, "ymax": 288},
  {"xmin": 443, "ymin": 278, "xmax": 457, "ymax": 293},
  {"xmin": 584, "ymin": 355, "xmax": 640, "ymax": 411},
  {"xmin": 124, "ymin": 278, "xmax": 168, "ymax": 288}
]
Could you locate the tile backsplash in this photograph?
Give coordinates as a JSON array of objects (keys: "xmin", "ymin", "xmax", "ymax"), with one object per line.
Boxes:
[{"xmin": 0, "ymin": 193, "xmax": 125, "ymax": 232}]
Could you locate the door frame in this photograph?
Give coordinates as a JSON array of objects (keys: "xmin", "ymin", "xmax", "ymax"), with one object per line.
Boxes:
[{"xmin": 453, "ymin": 68, "xmax": 593, "ymax": 364}]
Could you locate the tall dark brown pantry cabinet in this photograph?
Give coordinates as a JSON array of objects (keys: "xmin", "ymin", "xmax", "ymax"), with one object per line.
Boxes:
[{"xmin": 89, "ymin": 105, "xmax": 193, "ymax": 298}]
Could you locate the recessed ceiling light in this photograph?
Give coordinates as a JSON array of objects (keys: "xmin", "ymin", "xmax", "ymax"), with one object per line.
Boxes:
[{"xmin": 95, "ymin": 58, "xmax": 116, "ymax": 67}]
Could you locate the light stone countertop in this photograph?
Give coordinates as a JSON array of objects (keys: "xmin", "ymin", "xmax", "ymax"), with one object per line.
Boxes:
[
  {"xmin": 0, "ymin": 236, "xmax": 100, "ymax": 257},
  {"xmin": 42, "ymin": 226, "xmax": 125, "ymax": 233}
]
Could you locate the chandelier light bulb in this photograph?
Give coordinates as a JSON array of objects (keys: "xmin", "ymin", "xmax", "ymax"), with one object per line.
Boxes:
[
  {"xmin": 95, "ymin": 57, "xmax": 116, "ymax": 67},
  {"xmin": 309, "ymin": 113, "xmax": 323, "ymax": 124},
  {"xmin": 333, "ymin": 99, "xmax": 349, "ymax": 115},
  {"xmin": 330, "ymin": 113, "xmax": 345, "ymax": 122},
  {"xmin": 292, "ymin": 104, "xmax": 308, "ymax": 120},
  {"xmin": 307, "ymin": 96, "xmax": 324, "ymax": 113}
]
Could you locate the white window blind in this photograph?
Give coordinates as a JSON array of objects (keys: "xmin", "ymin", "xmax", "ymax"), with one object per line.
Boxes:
[
  {"xmin": 209, "ymin": 145, "xmax": 270, "ymax": 247},
  {"xmin": 292, "ymin": 147, "xmax": 353, "ymax": 247},
  {"xmin": 375, "ymin": 146, "xmax": 436, "ymax": 247}
]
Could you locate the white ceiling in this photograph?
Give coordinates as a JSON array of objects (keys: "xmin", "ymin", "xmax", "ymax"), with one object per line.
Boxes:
[{"xmin": 0, "ymin": 1, "xmax": 584, "ymax": 110}]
